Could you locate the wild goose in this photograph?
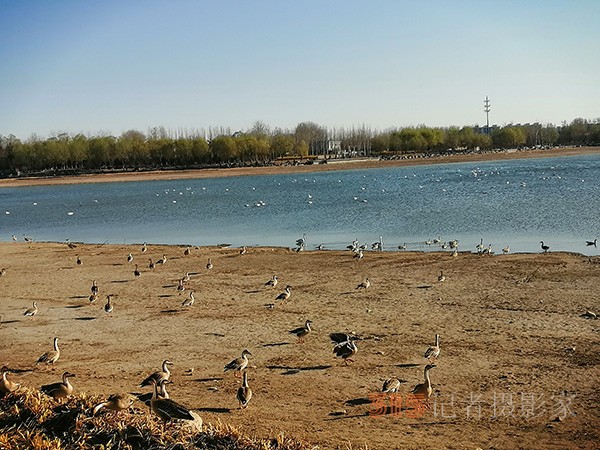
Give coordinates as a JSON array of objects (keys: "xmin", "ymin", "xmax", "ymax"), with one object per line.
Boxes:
[
  {"xmin": 265, "ymin": 275, "xmax": 278, "ymax": 288},
  {"xmin": 177, "ymin": 279, "xmax": 185, "ymax": 292},
  {"xmin": 540, "ymin": 241, "xmax": 550, "ymax": 253},
  {"xmin": 182, "ymin": 291, "xmax": 195, "ymax": 307},
  {"xmin": 37, "ymin": 337, "xmax": 60, "ymax": 365},
  {"xmin": 148, "ymin": 258, "xmax": 155, "ymax": 269},
  {"xmin": 354, "ymin": 249, "xmax": 364, "ymax": 259},
  {"xmin": 41, "ymin": 372, "xmax": 75, "ymax": 401},
  {"xmin": 141, "ymin": 242, "xmax": 147, "ymax": 253},
  {"xmin": 93, "ymin": 393, "xmax": 133, "ymax": 416},
  {"xmin": 275, "ymin": 285, "xmax": 291, "ymax": 302},
  {"xmin": 104, "ymin": 295, "xmax": 113, "ymax": 313},
  {"xmin": 23, "ymin": 301, "xmax": 38, "ymax": 317},
  {"xmin": 134, "ymin": 264, "xmax": 141, "ymax": 277},
  {"xmin": 183, "ymin": 272, "xmax": 191, "ymax": 282},
  {"xmin": 224, "ymin": 350, "xmax": 252, "ymax": 376},
  {"xmin": 184, "ymin": 246, "xmax": 191, "ymax": 256},
  {"xmin": 206, "ymin": 258, "xmax": 213, "ymax": 270},
  {"xmin": 289, "ymin": 320, "xmax": 312, "ymax": 343},
  {"xmin": 502, "ymin": 245, "xmax": 510, "ymax": 254},
  {"xmin": 127, "ymin": 253, "xmax": 134, "ymax": 263},
  {"xmin": 381, "ymin": 377, "xmax": 401, "ymax": 393},
  {"xmin": 236, "ymin": 371, "xmax": 252, "ymax": 409},
  {"xmin": 1, "ymin": 368, "xmax": 21, "ymax": 396},
  {"xmin": 140, "ymin": 360, "xmax": 173, "ymax": 388},
  {"xmin": 239, "ymin": 246, "xmax": 247, "ymax": 255},
  {"xmin": 76, "ymin": 255, "xmax": 82, "ymax": 265},
  {"xmin": 586, "ymin": 239, "xmax": 597, "ymax": 247},
  {"xmin": 398, "ymin": 243, "xmax": 407, "ymax": 250},
  {"xmin": 356, "ymin": 278, "xmax": 370, "ymax": 290},
  {"xmin": 91, "ymin": 280, "xmax": 99, "ymax": 296},
  {"xmin": 437, "ymin": 271, "xmax": 446, "ymax": 283},
  {"xmin": 149, "ymin": 379, "xmax": 194, "ymax": 429},
  {"xmin": 89, "ymin": 293, "xmax": 97, "ymax": 304},
  {"xmin": 156, "ymin": 254, "xmax": 167, "ymax": 265},
  {"xmin": 330, "ymin": 333, "xmax": 359, "ymax": 364},
  {"xmin": 412, "ymin": 364, "xmax": 436, "ymax": 404},
  {"xmin": 423, "ymin": 334, "xmax": 440, "ymax": 361},
  {"xmin": 0, "ymin": 268, "xmax": 6, "ymax": 277}
]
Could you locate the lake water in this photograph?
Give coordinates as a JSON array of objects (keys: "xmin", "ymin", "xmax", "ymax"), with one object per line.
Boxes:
[{"xmin": 1, "ymin": 153, "xmax": 599, "ymax": 255}]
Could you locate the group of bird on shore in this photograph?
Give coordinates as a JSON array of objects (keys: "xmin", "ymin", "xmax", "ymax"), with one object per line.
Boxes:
[{"xmin": 0, "ymin": 238, "xmax": 451, "ymax": 427}]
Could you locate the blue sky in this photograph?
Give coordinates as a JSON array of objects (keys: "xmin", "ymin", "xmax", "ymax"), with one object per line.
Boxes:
[{"xmin": 1, "ymin": 0, "xmax": 598, "ymax": 139}]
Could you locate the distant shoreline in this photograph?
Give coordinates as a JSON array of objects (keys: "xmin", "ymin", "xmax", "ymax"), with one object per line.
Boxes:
[{"xmin": 0, "ymin": 146, "xmax": 597, "ymax": 188}]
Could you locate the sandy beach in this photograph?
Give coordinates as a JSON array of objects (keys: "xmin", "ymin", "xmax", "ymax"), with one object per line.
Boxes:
[
  {"xmin": 1, "ymin": 242, "xmax": 598, "ymax": 449},
  {"xmin": 0, "ymin": 146, "xmax": 597, "ymax": 188}
]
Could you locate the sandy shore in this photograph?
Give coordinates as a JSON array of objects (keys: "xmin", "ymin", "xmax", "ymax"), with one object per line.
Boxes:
[
  {"xmin": 1, "ymin": 242, "xmax": 598, "ymax": 449},
  {"xmin": 0, "ymin": 146, "xmax": 597, "ymax": 187}
]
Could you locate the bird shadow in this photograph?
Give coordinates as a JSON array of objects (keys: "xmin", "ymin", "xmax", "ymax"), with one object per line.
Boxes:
[
  {"xmin": 416, "ymin": 285, "xmax": 433, "ymax": 289},
  {"xmin": 345, "ymin": 397, "xmax": 372, "ymax": 406},
  {"xmin": 244, "ymin": 290, "xmax": 262, "ymax": 294},
  {"xmin": 266, "ymin": 364, "xmax": 332, "ymax": 375},
  {"xmin": 162, "ymin": 284, "xmax": 177, "ymax": 288},
  {"xmin": 262, "ymin": 342, "xmax": 291, "ymax": 347},
  {"xmin": 158, "ymin": 294, "xmax": 173, "ymax": 298},
  {"xmin": 340, "ymin": 291, "xmax": 355, "ymax": 295},
  {"xmin": 160, "ymin": 309, "xmax": 179, "ymax": 314},
  {"xmin": 68, "ymin": 295, "xmax": 88, "ymax": 299},
  {"xmin": 74, "ymin": 317, "xmax": 96, "ymax": 321},
  {"xmin": 1, "ymin": 320, "xmax": 20, "ymax": 324},
  {"xmin": 65, "ymin": 305, "xmax": 84, "ymax": 309},
  {"xmin": 196, "ymin": 407, "xmax": 230, "ymax": 414},
  {"xmin": 204, "ymin": 332, "xmax": 225, "ymax": 337},
  {"xmin": 194, "ymin": 377, "xmax": 223, "ymax": 383},
  {"xmin": 110, "ymin": 280, "xmax": 130, "ymax": 284},
  {"xmin": 395, "ymin": 363, "xmax": 420, "ymax": 369}
]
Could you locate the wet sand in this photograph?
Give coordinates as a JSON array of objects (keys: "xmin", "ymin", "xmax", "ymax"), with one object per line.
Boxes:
[{"xmin": 0, "ymin": 242, "xmax": 598, "ymax": 449}]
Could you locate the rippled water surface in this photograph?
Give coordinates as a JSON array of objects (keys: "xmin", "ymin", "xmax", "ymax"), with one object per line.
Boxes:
[{"xmin": 1, "ymin": 153, "xmax": 599, "ymax": 254}]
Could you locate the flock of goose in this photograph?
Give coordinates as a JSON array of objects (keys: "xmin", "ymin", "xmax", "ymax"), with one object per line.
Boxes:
[{"xmin": 0, "ymin": 238, "xmax": 451, "ymax": 428}]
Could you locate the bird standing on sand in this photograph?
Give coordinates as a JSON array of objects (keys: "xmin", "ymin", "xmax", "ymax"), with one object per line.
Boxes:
[
  {"xmin": 93, "ymin": 393, "xmax": 133, "ymax": 416},
  {"xmin": 1, "ymin": 368, "xmax": 21, "ymax": 396},
  {"xmin": 331, "ymin": 333, "xmax": 359, "ymax": 364},
  {"xmin": 382, "ymin": 378, "xmax": 401, "ymax": 393},
  {"xmin": 224, "ymin": 350, "xmax": 252, "ymax": 376},
  {"xmin": 149, "ymin": 379, "xmax": 194, "ymax": 429},
  {"xmin": 76, "ymin": 255, "xmax": 82, "ymax": 265},
  {"xmin": 37, "ymin": 337, "xmax": 60, "ymax": 365},
  {"xmin": 127, "ymin": 253, "xmax": 133, "ymax": 263},
  {"xmin": 356, "ymin": 278, "xmax": 371, "ymax": 290},
  {"xmin": 265, "ymin": 275, "xmax": 278, "ymax": 288},
  {"xmin": 0, "ymin": 268, "xmax": 5, "ymax": 277},
  {"xmin": 423, "ymin": 334, "xmax": 441, "ymax": 362},
  {"xmin": 149, "ymin": 258, "xmax": 155, "ymax": 269},
  {"xmin": 182, "ymin": 291, "xmax": 195, "ymax": 307},
  {"xmin": 184, "ymin": 246, "xmax": 191, "ymax": 256},
  {"xmin": 41, "ymin": 372, "xmax": 75, "ymax": 401},
  {"xmin": 412, "ymin": 364, "xmax": 436, "ymax": 404},
  {"xmin": 354, "ymin": 249, "xmax": 364, "ymax": 259},
  {"xmin": 142, "ymin": 242, "xmax": 147, "ymax": 253},
  {"xmin": 275, "ymin": 285, "xmax": 291, "ymax": 302},
  {"xmin": 140, "ymin": 360, "xmax": 173, "ymax": 388},
  {"xmin": 237, "ymin": 371, "xmax": 252, "ymax": 408},
  {"xmin": 240, "ymin": 246, "xmax": 247, "ymax": 255},
  {"xmin": 134, "ymin": 264, "xmax": 141, "ymax": 277},
  {"xmin": 91, "ymin": 280, "xmax": 99, "ymax": 296},
  {"xmin": 206, "ymin": 258, "xmax": 213, "ymax": 270},
  {"xmin": 438, "ymin": 271, "xmax": 446, "ymax": 282},
  {"xmin": 177, "ymin": 279, "xmax": 185, "ymax": 292},
  {"xmin": 540, "ymin": 241, "xmax": 550, "ymax": 253},
  {"xmin": 289, "ymin": 320, "xmax": 312, "ymax": 343},
  {"xmin": 24, "ymin": 301, "xmax": 38, "ymax": 317},
  {"xmin": 502, "ymin": 245, "xmax": 510, "ymax": 254},
  {"xmin": 104, "ymin": 295, "xmax": 113, "ymax": 313}
]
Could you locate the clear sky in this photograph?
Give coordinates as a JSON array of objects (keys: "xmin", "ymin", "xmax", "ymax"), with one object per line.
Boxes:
[{"xmin": 1, "ymin": 0, "xmax": 599, "ymax": 139}]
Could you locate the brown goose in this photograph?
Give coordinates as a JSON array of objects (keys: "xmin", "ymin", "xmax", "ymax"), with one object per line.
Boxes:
[
  {"xmin": 0, "ymin": 368, "xmax": 21, "ymax": 396},
  {"xmin": 356, "ymin": 278, "xmax": 370, "ymax": 290},
  {"xmin": 104, "ymin": 295, "xmax": 113, "ymax": 313},
  {"xmin": 23, "ymin": 301, "xmax": 38, "ymax": 317},
  {"xmin": 134, "ymin": 264, "xmax": 141, "ymax": 277},
  {"xmin": 41, "ymin": 372, "xmax": 75, "ymax": 401},
  {"xmin": 182, "ymin": 291, "xmax": 195, "ymax": 307},
  {"xmin": 91, "ymin": 280, "xmax": 99, "ymax": 296},
  {"xmin": 265, "ymin": 275, "xmax": 278, "ymax": 288},
  {"xmin": 381, "ymin": 377, "xmax": 401, "ymax": 393},
  {"xmin": 149, "ymin": 379, "xmax": 194, "ymax": 428},
  {"xmin": 423, "ymin": 334, "xmax": 441, "ymax": 361},
  {"xmin": 139, "ymin": 360, "xmax": 173, "ymax": 387},
  {"xmin": 289, "ymin": 320, "xmax": 312, "ymax": 343},
  {"xmin": 236, "ymin": 371, "xmax": 252, "ymax": 409},
  {"xmin": 412, "ymin": 364, "xmax": 436, "ymax": 403},
  {"xmin": 275, "ymin": 285, "xmax": 292, "ymax": 302},
  {"xmin": 331, "ymin": 333, "xmax": 359, "ymax": 364},
  {"xmin": 206, "ymin": 258, "xmax": 213, "ymax": 270},
  {"xmin": 224, "ymin": 350, "xmax": 251, "ymax": 376},
  {"xmin": 93, "ymin": 393, "xmax": 133, "ymax": 416},
  {"xmin": 37, "ymin": 337, "xmax": 60, "ymax": 365}
]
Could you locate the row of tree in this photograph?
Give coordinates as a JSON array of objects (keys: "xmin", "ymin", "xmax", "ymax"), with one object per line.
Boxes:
[{"xmin": 0, "ymin": 118, "xmax": 598, "ymax": 175}]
